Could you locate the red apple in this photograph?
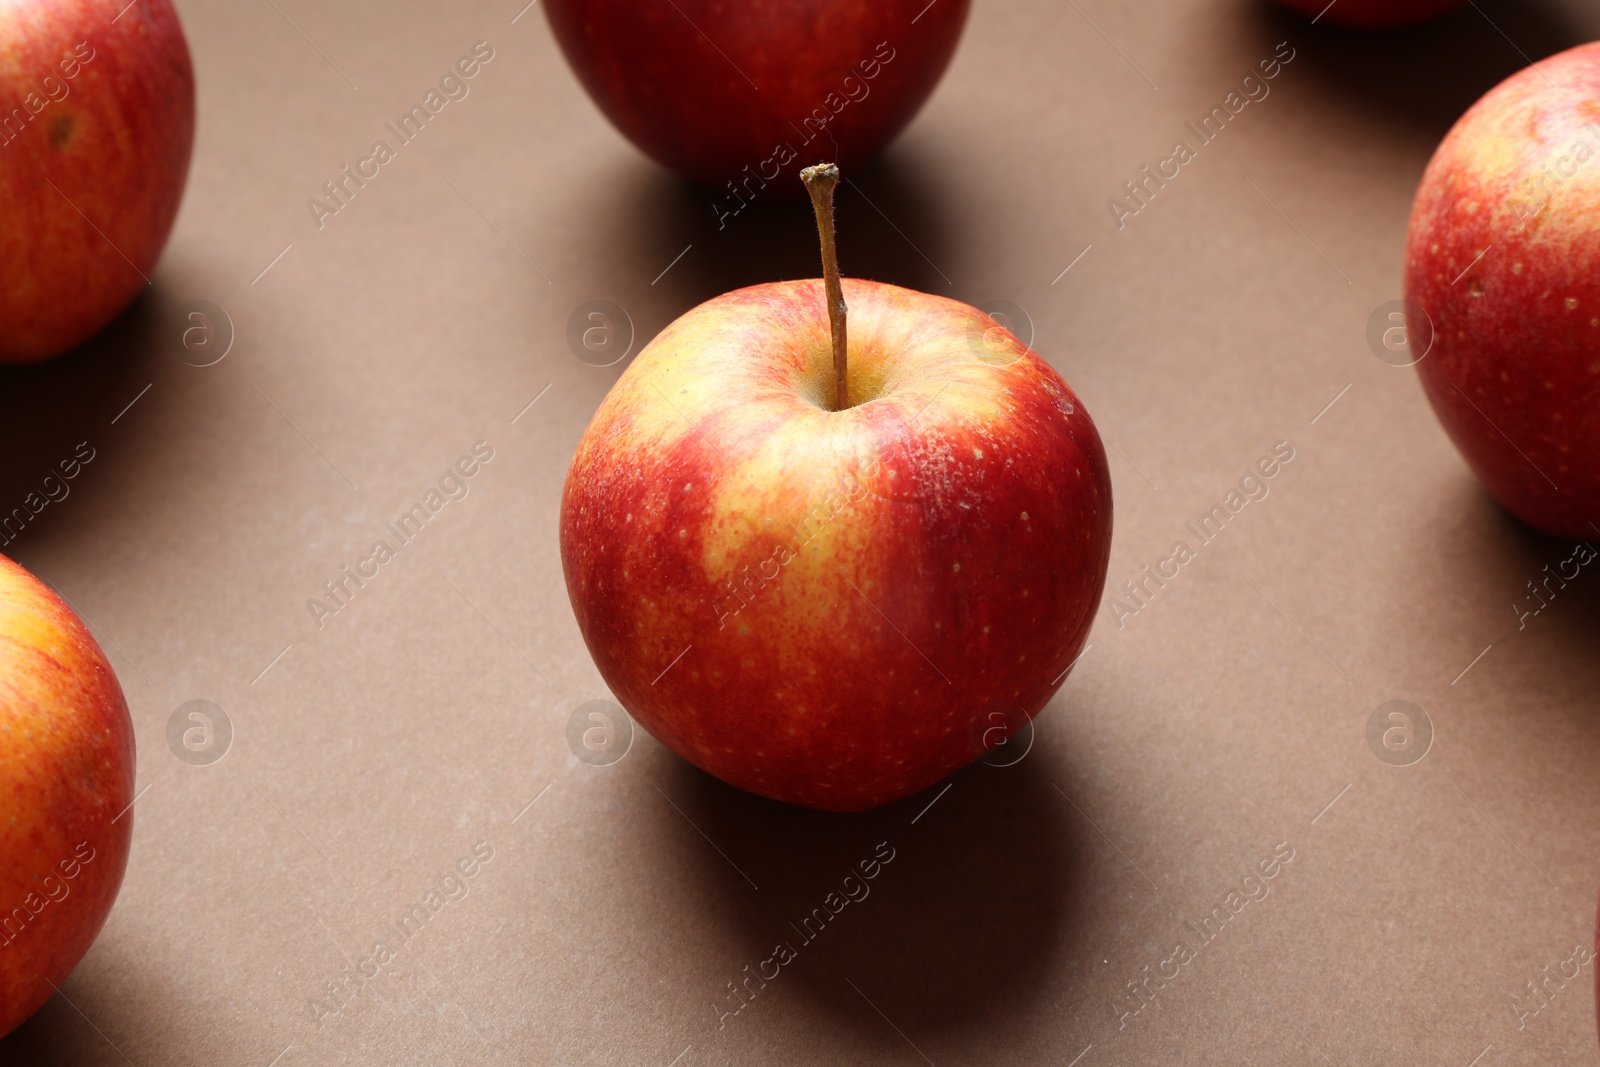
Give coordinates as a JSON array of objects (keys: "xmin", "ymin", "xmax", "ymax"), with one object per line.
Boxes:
[
  {"xmin": 0, "ymin": 553, "xmax": 135, "ymax": 1038},
  {"xmin": 543, "ymin": 0, "xmax": 969, "ymax": 198},
  {"xmin": 1272, "ymin": 0, "xmax": 1464, "ymax": 28},
  {"xmin": 0, "ymin": 0, "xmax": 195, "ymax": 363},
  {"xmin": 560, "ymin": 166, "xmax": 1111, "ymax": 812},
  {"xmin": 1404, "ymin": 43, "xmax": 1600, "ymax": 539}
]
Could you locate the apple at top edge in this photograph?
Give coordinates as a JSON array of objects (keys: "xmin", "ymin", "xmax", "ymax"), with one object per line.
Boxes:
[
  {"xmin": 0, "ymin": 0, "xmax": 195, "ymax": 363},
  {"xmin": 559, "ymin": 266, "xmax": 1112, "ymax": 812},
  {"xmin": 543, "ymin": 0, "xmax": 970, "ymax": 198},
  {"xmin": 1404, "ymin": 42, "xmax": 1600, "ymax": 539},
  {"xmin": 0, "ymin": 553, "xmax": 136, "ymax": 1039},
  {"xmin": 1271, "ymin": 0, "xmax": 1465, "ymax": 28}
]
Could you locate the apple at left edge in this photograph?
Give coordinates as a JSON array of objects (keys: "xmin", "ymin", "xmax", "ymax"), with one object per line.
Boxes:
[
  {"xmin": 560, "ymin": 279, "xmax": 1112, "ymax": 813},
  {"xmin": 0, "ymin": 0, "xmax": 195, "ymax": 364},
  {"xmin": 0, "ymin": 553, "xmax": 136, "ymax": 1039}
]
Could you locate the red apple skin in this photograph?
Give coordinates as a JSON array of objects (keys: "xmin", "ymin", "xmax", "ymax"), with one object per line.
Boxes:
[
  {"xmin": 0, "ymin": 0, "xmax": 195, "ymax": 363},
  {"xmin": 560, "ymin": 279, "xmax": 1112, "ymax": 812},
  {"xmin": 1404, "ymin": 43, "xmax": 1600, "ymax": 539},
  {"xmin": 1272, "ymin": 0, "xmax": 1464, "ymax": 28},
  {"xmin": 0, "ymin": 554, "xmax": 135, "ymax": 1038},
  {"xmin": 543, "ymin": 0, "xmax": 969, "ymax": 194}
]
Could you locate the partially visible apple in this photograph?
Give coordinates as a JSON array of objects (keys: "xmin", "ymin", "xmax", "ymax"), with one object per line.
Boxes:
[
  {"xmin": 0, "ymin": 553, "xmax": 135, "ymax": 1039},
  {"xmin": 560, "ymin": 165, "xmax": 1111, "ymax": 812},
  {"xmin": 0, "ymin": 0, "xmax": 195, "ymax": 363},
  {"xmin": 1272, "ymin": 0, "xmax": 1464, "ymax": 28},
  {"xmin": 544, "ymin": 0, "xmax": 969, "ymax": 197},
  {"xmin": 1404, "ymin": 42, "xmax": 1600, "ymax": 538}
]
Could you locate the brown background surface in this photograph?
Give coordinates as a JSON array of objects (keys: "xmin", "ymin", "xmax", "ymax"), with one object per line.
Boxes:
[{"xmin": 3, "ymin": 0, "xmax": 1600, "ymax": 1063}]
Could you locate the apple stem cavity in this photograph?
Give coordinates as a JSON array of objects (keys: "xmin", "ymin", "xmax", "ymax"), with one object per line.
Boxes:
[{"xmin": 801, "ymin": 163, "xmax": 849, "ymax": 411}]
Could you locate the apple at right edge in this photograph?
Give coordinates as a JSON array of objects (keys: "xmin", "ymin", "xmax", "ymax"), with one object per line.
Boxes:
[{"xmin": 1404, "ymin": 43, "xmax": 1600, "ymax": 539}]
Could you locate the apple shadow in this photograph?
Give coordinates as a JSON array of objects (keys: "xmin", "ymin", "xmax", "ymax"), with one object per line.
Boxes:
[
  {"xmin": 642, "ymin": 740, "xmax": 1089, "ymax": 1042},
  {"xmin": 1245, "ymin": 0, "xmax": 1589, "ymax": 138},
  {"xmin": 0, "ymin": 931, "xmax": 164, "ymax": 1066},
  {"xmin": 2, "ymin": 995, "xmax": 125, "ymax": 1066},
  {"xmin": 591, "ymin": 140, "xmax": 956, "ymax": 344},
  {"xmin": 0, "ymin": 293, "xmax": 208, "ymax": 1062},
  {"xmin": 0, "ymin": 291, "xmax": 167, "ymax": 558},
  {"xmin": 1460, "ymin": 481, "xmax": 1600, "ymax": 694}
]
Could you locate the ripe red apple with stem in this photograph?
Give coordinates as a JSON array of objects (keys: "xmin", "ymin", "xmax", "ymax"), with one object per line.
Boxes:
[
  {"xmin": 0, "ymin": 0, "xmax": 195, "ymax": 363},
  {"xmin": 1272, "ymin": 0, "xmax": 1464, "ymax": 28},
  {"xmin": 543, "ymin": 0, "xmax": 969, "ymax": 199},
  {"xmin": 0, "ymin": 553, "xmax": 135, "ymax": 1039},
  {"xmin": 560, "ymin": 163, "xmax": 1112, "ymax": 812},
  {"xmin": 1404, "ymin": 42, "xmax": 1600, "ymax": 538}
]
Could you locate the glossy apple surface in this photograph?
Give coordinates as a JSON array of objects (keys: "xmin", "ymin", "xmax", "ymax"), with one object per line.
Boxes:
[
  {"xmin": 1404, "ymin": 42, "xmax": 1600, "ymax": 538},
  {"xmin": 0, "ymin": 0, "xmax": 195, "ymax": 363},
  {"xmin": 0, "ymin": 553, "xmax": 135, "ymax": 1038},
  {"xmin": 544, "ymin": 0, "xmax": 969, "ymax": 194},
  {"xmin": 560, "ymin": 279, "xmax": 1111, "ymax": 812},
  {"xmin": 1273, "ymin": 0, "xmax": 1464, "ymax": 27}
]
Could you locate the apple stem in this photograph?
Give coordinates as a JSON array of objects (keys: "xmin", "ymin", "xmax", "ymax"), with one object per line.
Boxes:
[{"xmin": 802, "ymin": 163, "xmax": 848, "ymax": 411}]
